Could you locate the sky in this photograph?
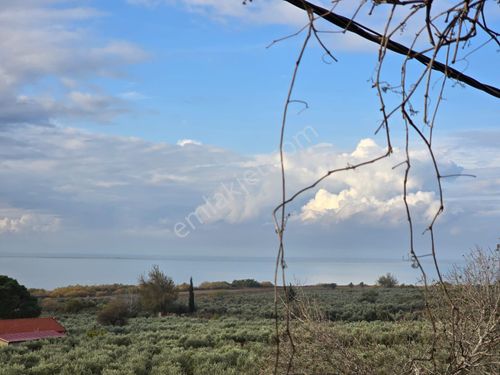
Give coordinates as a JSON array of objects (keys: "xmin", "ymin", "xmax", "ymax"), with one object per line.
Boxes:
[{"xmin": 0, "ymin": 0, "xmax": 498, "ymax": 287}]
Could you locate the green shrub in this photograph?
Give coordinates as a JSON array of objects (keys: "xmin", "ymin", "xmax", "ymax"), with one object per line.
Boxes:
[
  {"xmin": 359, "ymin": 290, "xmax": 379, "ymax": 303},
  {"xmin": 164, "ymin": 302, "xmax": 189, "ymax": 315},
  {"xmin": 198, "ymin": 281, "xmax": 232, "ymax": 290},
  {"xmin": 231, "ymin": 279, "xmax": 261, "ymax": 288},
  {"xmin": 377, "ymin": 273, "xmax": 399, "ymax": 288},
  {"xmin": 97, "ymin": 299, "xmax": 130, "ymax": 326},
  {"xmin": 63, "ymin": 299, "xmax": 89, "ymax": 313}
]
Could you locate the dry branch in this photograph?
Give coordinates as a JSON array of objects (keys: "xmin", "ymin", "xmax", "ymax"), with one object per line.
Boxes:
[{"xmin": 284, "ymin": 0, "xmax": 500, "ymax": 98}]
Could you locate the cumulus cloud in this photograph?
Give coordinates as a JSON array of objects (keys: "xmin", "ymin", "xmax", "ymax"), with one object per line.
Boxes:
[
  {"xmin": 300, "ymin": 188, "xmax": 440, "ymax": 224},
  {"xmin": 0, "ymin": 125, "xmax": 497, "ymax": 257},
  {"xmin": 0, "ymin": 207, "xmax": 60, "ymax": 234},
  {"xmin": 295, "ymin": 138, "xmax": 451, "ymax": 225},
  {"xmin": 0, "ymin": 1, "xmax": 147, "ymax": 127},
  {"xmin": 194, "ymin": 137, "xmax": 464, "ymax": 226},
  {"xmin": 0, "ymin": 126, "xmax": 491, "ymax": 234}
]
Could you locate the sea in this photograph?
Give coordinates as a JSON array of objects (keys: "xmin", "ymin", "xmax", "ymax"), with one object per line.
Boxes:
[{"xmin": 0, "ymin": 253, "xmax": 462, "ymax": 289}]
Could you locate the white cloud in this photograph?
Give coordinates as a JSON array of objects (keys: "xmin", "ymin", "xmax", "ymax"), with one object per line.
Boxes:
[
  {"xmin": 0, "ymin": 1, "xmax": 147, "ymax": 126},
  {"xmin": 192, "ymin": 137, "xmax": 466, "ymax": 226},
  {"xmin": 67, "ymin": 91, "xmax": 129, "ymax": 122},
  {"xmin": 0, "ymin": 207, "xmax": 60, "ymax": 234},
  {"xmin": 0, "ymin": 125, "xmax": 497, "ymax": 257},
  {"xmin": 128, "ymin": 0, "xmax": 309, "ymax": 25},
  {"xmin": 119, "ymin": 91, "xmax": 148, "ymax": 101},
  {"xmin": 0, "ymin": 125, "xmax": 245, "ymax": 236},
  {"xmin": 127, "ymin": 0, "xmax": 500, "ymax": 60},
  {"xmin": 300, "ymin": 188, "xmax": 439, "ymax": 224},
  {"xmin": 177, "ymin": 139, "xmax": 202, "ymax": 146}
]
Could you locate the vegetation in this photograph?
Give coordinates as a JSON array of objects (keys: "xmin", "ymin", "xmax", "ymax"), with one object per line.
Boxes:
[
  {"xmin": 270, "ymin": 248, "xmax": 499, "ymax": 374},
  {"xmin": 1, "ymin": 249, "xmax": 496, "ymax": 374},
  {"xmin": 425, "ymin": 248, "xmax": 500, "ymax": 373},
  {"xmin": 198, "ymin": 281, "xmax": 232, "ymax": 290},
  {"xmin": 230, "ymin": 279, "xmax": 261, "ymax": 288},
  {"xmin": 188, "ymin": 277, "xmax": 196, "ymax": 314},
  {"xmin": 377, "ymin": 273, "xmax": 399, "ymax": 288},
  {"xmin": 138, "ymin": 265, "xmax": 178, "ymax": 315},
  {"xmin": 97, "ymin": 299, "xmax": 131, "ymax": 326},
  {"xmin": 0, "ymin": 275, "xmax": 41, "ymax": 319},
  {"xmin": 41, "ymin": 284, "xmax": 137, "ymax": 299},
  {"xmin": 0, "ymin": 284, "xmax": 452, "ymax": 374},
  {"xmin": 285, "ymin": 284, "xmax": 296, "ymax": 303},
  {"xmin": 32, "ymin": 283, "xmax": 425, "ymax": 322},
  {"xmin": 266, "ymin": 319, "xmax": 433, "ymax": 375},
  {"xmin": 0, "ymin": 285, "xmax": 424, "ymax": 375},
  {"xmin": 40, "ymin": 298, "xmax": 97, "ymax": 314},
  {"xmin": 0, "ymin": 314, "xmax": 270, "ymax": 375}
]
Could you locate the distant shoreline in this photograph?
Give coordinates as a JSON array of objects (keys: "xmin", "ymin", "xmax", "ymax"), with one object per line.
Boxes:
[{"xmin": 0, "ymin": 253, "xmax": 461, "ymax": 264}]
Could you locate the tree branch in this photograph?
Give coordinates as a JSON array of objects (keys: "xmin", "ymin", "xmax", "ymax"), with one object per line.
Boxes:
[{"xmin": 284, "ymin": 0, "xmax": 500, "ymax": 98}]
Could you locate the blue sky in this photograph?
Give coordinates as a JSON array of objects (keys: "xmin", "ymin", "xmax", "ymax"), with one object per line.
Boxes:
[{"xmin": 0, "ymin": 0, "xmax": 498, "ymax": 287}]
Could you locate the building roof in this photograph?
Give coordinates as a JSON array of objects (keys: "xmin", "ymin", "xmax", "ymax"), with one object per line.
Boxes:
[
  {"xmin": 0, "ymin": 330, "xmax": 66, "ymax": 344},
  {"xmin": 0, "ymin": 317, "xmax": 66, "ymax": 335}
]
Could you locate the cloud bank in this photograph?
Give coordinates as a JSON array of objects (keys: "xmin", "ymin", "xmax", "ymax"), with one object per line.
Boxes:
[{"xmin": 1, "ymin": 125, "xmax": 497, "ymax": 259}]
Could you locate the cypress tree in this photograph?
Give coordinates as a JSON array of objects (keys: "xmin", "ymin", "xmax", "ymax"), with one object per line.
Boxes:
[{"xmin": 188, "ymin": 277, "xmax": 196, "ymax": 313}]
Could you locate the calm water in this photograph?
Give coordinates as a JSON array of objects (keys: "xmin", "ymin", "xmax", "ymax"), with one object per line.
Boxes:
[{"xmin": 0, "ymin": 254, "xmax": 461, "ymax": 289}]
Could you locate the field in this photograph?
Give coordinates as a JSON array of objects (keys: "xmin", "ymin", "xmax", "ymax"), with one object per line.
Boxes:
[
  {"xmin": 0, "ymin": 314, "xmax": 270, "ymax": 375},
  {"xmin": 0, "ymin": 286, "xmax": 433, "ymax": 375}
]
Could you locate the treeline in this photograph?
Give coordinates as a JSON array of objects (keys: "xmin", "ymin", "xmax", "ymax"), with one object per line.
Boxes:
[
  {"xmin": 30, "ymin": 279, "xmax": 274, "ymax": 298},
  {"xmin": 30, "ymin": 284, "xmax": 137, "ymax": 298}
]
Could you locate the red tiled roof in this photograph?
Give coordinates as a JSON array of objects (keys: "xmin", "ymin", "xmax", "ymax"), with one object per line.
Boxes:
[
  {"xmin": 0, "ymin": 317, "xmax": 65, "ymax": 335},
  {"xmin": 0, "ymin": 330, "xmax": 66, "ymax": 344}
]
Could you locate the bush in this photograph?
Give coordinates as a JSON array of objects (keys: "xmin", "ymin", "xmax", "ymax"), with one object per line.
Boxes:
[
  {"xmin": 286, "ymin": 284, "xmax": 297, "ymax": 302},
  {"xmin": 359, "ymin": 290, "xmax": 379, "ymax": 303},
  {"xmin": 63, "ymin": 298, "xmax": 94, "ymax": 313},
  {"xmin": 317, "ymin": 283, "xmax": 337, "ymax": 289},
  {"xmin": 427, "ymin": 247, "xmax": 500, "ymax": 374},
  {"xmin": 260, "ymin": 281, "xmax": 274, "ymax": 288},
  {"xmin": 377, "ymin": 273, "xmax": 398, "ymax": 288},
  {"xmin": 198, "ymin": 281, "xmax": 232, "ymax": 290},
  {"xmin": 48, "ymin": 284, "xmax": 137, "ymax": 298},
  {"xmin": 40, "ymin": 297, "xmax": 96, "ymax": 313},
  {"xmin": 97, "ymin": 299, "xmax": 130, "ymax": 326},
  {"xmin": 176, "ymin": 283, "xmax": 190, "ymax": 292},
  {"xmin": 28, "ymin": 288, "xmax": 49, "ymax": 298},
  {"xmin": 40, "ymin": 298, "xmax": 63, "ymax": 312},
  {"xmin": 231, "ymin": 279, "xmax": 261, "ymax": 288},
  {"xmin": 163, "ymin": 302, "xmax": 189, "ymax": 315}
]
